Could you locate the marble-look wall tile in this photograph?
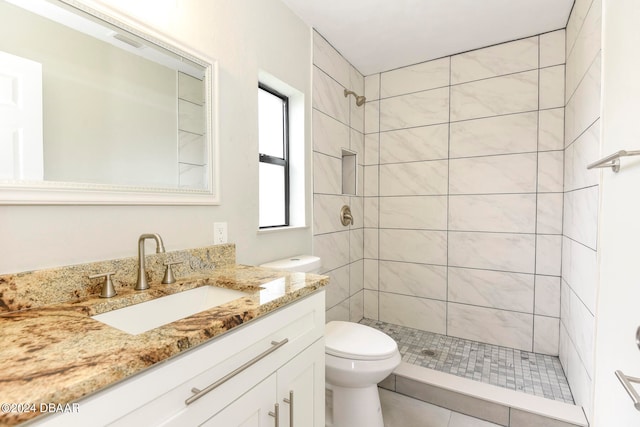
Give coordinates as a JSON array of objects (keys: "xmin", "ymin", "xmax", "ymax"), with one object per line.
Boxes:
[
  {"xmin": 450, "ymin": 70, "xmax": 538, "ymax": 121},
  {"xmin": 380, "ymin": 293, "xmax": 446, "ymax": 334},
  {"xmin": 313, "ymin": 66, "xmax": 349, "ymax": 124},
  {"xmin": 179, "ymin": 164, "xmax": 205, "ymax": 189},
  {"xmin": 379, "ymin": 196, "xmax": 447, "ymax": 230},
  {"xmin": 447, "ymin": 303, "xmax": 533, "ymax": 351},
  {"xmin": 565, "ymin": 120, "xmax": 600, "ymax": 190},
  {"xmin": 538, "ymin": 108, "xmax": 565, "ymax": 152},
  {"xmin": 448, "ymin": 267, "xmax": 534, "ymax": 313},
  {"xmin": 349, "ymin": 290, "xmax": 364, "ymax": 322},
  {"xmin": 537, "ymin": 193, "xmax": 564, "ymax": 235},
  {"xmin": 380, "ymin": 160, "xmax": 448, "ymax": 196},
  {"xmin": 350, "ymin": 129, "xmax": 364, "ymax": 163},
  {"xmin": 178, "ymin": 132, "xmax": 205, "ymax": 165},
  {"xmin": 364, "ymin": 259, "xmax": 378, "ymax": 290},
  {"xmin": 313, "ymin": 31, "xmax": 350, "ymax": 88},
  {"xmin": 178, "ymin": 72, "xmax": 204, "ymax": 105},
  {"xmin": 313, "ymin": 110, "xmax": 349, "ymax": 158},
  {"xmin": 380, "ymin": 58, "xmax": 450, "ymax": 98},
  {"xmin": 562, "ymin": 280, "xmax": 595, "ymax": 377},
  {"xmin": 364, "ymin": 228, "xmax": 379, "ymax": 259},
  {"xmin": 350, "ymin": 99, "xmax": 365, "ymax": 134},
  {"xmin": 364, "ymin": 100, "xmax": 380, "ymax": 134},
  {"xmin": 565, "ymin": 54, "xmax": 601, "ymax": 145},
  {"xmin": 313, "ymin": 152, "xmax": 341, "ymax": 195},
  {"xmin": 364, "ymin": 289, "xmax": 379, "ymax": 319},
  {"xmin": 448, "ymin": 194, "xmax": 536, "ymax": 233},
  {"xmin": 451, "ymin": 37, "xmax": 538, "ymax": 84},
  {"xmin": 313, "ymin": 194, "xmax": 350, "ymax": 234},
  {"xmin": 449, "ymin": 231, "xmax": 536, "ymax": 273},
  {"xmin": 314, "ymin": 231, "xmax": 349, "ymax": 273},
  {"xmin": 379, "ymin": 124, "xmax": 448, "ymax": 164},
  {"xmin": 365, "ymin": 74, "xmax": 380, "ymax": 101},
  {"xmin": 350, "ymin": 261, "xmax": 364, "ymax": 296},
  {"xmin": 449, "ymin": 112, "xmax": 538, "ymax": 158},
  {"xmin": 349, "ymin": 195, "xmax": 364, "ymax": 229},
  {"xmin": 364, "ymin": 197, "xmax": 379, "ymax": 228},
  {"xmin": 379, "ymin": 261, "xmax": 447, "ymax": 300},
  {"xmin": 538, "ymin": 150, "xmax": 564, "ymax": 193},
  {"xmin": 536, "ymin": 235, "xmax": 562, "ymax": 276},
  {"xmin": 540, "ymin": 30, "xmax": 566, "ymax": 68},
  {"xmin": 350, "ymin": 65, "xmax": 364, "ymax": 96},
  {"xmin": 326, "ymin": 299, "xmax": 350, "ymax": 322},
  {"xmin": 364, "ymin": 165, "xmax": 379, "ymax": 196},
  {"xmin": 535, "ymin": 275, "xmax": 561, "ymax": 317},
  {"xmin": 565, "ymin": 0, "xmax": 602, "ymax": 101},
  {"xmin": 561, "ymin": 322, "xmax": 594, "ymax": 419},
  {"xmin": 566, "ymin": 0, "xmax": 595, "ymax": 57},
  {"xmin": 534, "ymin": 315, "xmax": 560, "ymax": 356},
  {"xmin": 539, "ymin": 65, "xmax": 565, "ymax": 110},
  {"xmin": 562, "ymin": 237, "xmax": 597, "ymax": 313},
  {"xmin": 564, "ymin": 186, "xmax": 599, "ymax": 250},
  {"xmin": 350, "ymin": 229, "xmax": 364, "ymax": 262},
  {"xmin": 379, "ymin": 229, "xmax": 447, "ymax": 265},
  {"xmin": 449, "ymin": 153, "xmax": 537, "ymax": 195},
  {"xmin": 324, "ymin": 265, "xmax": 350, "ymax": 309},
  {"xmin": 380, "ymin": 87, "xmax": 449, "ymax": 131},
  {"xmin": 178, "ymin": 100, "xmax": 204, "ymax": 134},
  {"xmin": 364, "ymin": 133, "xmax": 379, "ymax": 166}
]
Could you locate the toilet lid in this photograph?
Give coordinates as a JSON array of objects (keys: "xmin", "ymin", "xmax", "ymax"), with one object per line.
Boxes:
[{"xmin": 325, "ymin": 321, "xmax": 398, "ymax": 361}]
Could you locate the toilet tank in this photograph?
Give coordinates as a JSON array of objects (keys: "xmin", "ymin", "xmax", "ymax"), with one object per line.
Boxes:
[{"xmin": 259, "ymin": 255, "xmax": 322, "ymax": 273}]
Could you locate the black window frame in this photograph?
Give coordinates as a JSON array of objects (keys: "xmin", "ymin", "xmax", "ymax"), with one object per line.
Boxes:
[{"xmin": 258, "ymin": 83, "xmax": 290, "ymax": 228}]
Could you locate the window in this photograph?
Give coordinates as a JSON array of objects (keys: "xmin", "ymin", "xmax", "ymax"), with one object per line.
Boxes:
[{"xmin": 258, "ymin": 84, "xmax": 289, "ymax": 228}]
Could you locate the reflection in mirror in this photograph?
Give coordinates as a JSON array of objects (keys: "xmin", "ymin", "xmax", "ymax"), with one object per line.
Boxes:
[{"xmin": 0, "ymin": 0, "xmax": 218, "ymax": 204}]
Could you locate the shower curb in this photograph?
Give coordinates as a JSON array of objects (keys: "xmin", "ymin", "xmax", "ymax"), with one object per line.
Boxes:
[{"xmin": 380, "ymin": 362, "xmax": 588, "ymax": 427}]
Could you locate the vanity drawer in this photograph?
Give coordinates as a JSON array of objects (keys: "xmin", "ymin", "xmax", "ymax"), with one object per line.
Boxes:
[{"xmin": 31, "ymin": 291, "xmax": 325, "ymax": 427}]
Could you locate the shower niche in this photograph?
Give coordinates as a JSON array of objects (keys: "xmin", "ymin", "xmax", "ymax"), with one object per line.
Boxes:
[{"xmin": 341, "ymin": 149, "xmax": 357, "ymax": 195}]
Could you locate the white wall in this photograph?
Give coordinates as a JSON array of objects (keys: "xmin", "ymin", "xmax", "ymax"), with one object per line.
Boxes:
[
  {"xmin": 593, "ymin": 0, "xmax": 640, "ymax": 425},
  {"xmin": 0, "ymin": 0, "xmax": 313, "ymax": 274}
]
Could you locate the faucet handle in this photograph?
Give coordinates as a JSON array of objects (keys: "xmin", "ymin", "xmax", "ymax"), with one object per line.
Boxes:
[
  {"xmin": 89, "ymin": 272, "xmax": 117, "ymax": 298},
  {"xmin": 162, "ymin": 261, "xmax": 183, "ymax": 284}
]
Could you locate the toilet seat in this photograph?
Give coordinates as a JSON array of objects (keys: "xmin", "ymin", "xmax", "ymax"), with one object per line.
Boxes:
[{"xmin": 325, "ymin": 321, "xmax": 398, "ymax": 361}]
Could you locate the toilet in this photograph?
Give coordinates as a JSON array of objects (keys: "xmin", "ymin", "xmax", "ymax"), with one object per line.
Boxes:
[
  {"xmin": 259, "ymin": 255, "xmax": 400, "ymax": 427},
  {"xmin": 324, "ymin": 321, "xmax": 400, "ymax": 427},
  {"xmin": 259, "ymin": 254, "xmax": 322, "ymax": 273}
]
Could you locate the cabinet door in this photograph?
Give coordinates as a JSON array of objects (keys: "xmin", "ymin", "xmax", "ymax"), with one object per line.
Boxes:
[
  {"xmin": 277, "ymin": 340, "xmax": 325, "ymax": 427},
  {"xmin": 200, "ymin": 374, "xmax": 277, "ymax": 427}
]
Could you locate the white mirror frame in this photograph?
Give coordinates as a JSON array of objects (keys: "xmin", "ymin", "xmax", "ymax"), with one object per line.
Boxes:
[{"xmin": 0, "ymin": 0, "xmax": 220, "ymax": 205}]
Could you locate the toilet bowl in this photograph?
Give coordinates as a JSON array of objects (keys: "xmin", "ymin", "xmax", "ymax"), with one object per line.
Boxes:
[{"xmin": 325, "ymin": 321, "xmax": 401, "ymax": 427}]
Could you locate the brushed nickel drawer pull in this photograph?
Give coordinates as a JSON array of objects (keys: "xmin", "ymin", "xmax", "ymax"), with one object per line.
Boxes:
[
  {"xmin": 185, "ymin": 338, "xmax": 289, "ymax": 405},
  {"xmin": 283, "ymin": 390, "xmax": 294, "ymax": 426},
  {"xmin": 269, "ymin": 403, "xmax": 280, "ymax": 426}
]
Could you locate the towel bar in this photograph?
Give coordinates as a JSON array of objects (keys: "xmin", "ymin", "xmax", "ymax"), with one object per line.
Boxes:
[{"xmin": 587, "ymin": 150, "xmax": 640, "ymax": 172}]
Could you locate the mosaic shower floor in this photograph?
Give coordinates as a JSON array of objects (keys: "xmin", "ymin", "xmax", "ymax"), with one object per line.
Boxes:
[{"xmin": 360, "ymin": 318, "xmax": 574, "ymax": 404}]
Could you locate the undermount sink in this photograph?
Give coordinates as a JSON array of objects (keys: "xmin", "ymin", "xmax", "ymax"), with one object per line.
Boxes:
[{"xmin": 91, "ymin": 286, "xmax": 250, "ymax": 335}]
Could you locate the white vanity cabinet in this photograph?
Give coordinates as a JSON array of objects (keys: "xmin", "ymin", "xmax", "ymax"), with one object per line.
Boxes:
[{"xmin": 31, "ymin": 291, "xmax": 325, "ymax": 427}]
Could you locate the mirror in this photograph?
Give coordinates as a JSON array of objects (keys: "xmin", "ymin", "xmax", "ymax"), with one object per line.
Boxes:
[{"xmin": 0, "ymin": 0, "xmax": 219, "ymax": 204}]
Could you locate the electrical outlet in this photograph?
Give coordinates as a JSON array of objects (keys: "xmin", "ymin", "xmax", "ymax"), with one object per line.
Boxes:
[{"xmin": 213, "ymin": 222, "xmax": 228, "ymax": 244}]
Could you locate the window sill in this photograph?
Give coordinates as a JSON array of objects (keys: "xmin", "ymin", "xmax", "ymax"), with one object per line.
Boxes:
[{"xmin": 257, "ymin": 225, "xmax": 309, "ymax": 234}]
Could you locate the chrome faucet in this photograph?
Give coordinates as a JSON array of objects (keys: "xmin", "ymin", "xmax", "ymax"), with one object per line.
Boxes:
[{"xmin": 135, "ymin": 233, "xmax": 166, "ymax": 291}]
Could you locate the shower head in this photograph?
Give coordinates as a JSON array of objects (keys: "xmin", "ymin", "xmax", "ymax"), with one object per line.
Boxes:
[{"xmin": 344, "ymin": 89, "xmax": 366, "ymax": 107}]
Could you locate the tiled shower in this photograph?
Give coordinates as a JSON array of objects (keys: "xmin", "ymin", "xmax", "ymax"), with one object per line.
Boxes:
[{"xmin": 313, "ymin": 0, "xmax": 600, "ymax": 422}]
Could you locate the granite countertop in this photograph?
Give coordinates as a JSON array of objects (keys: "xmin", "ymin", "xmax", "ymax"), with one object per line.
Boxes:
[{"xmin": 0, "ymin": 264, "xmax": 327, "ymax": 426}]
